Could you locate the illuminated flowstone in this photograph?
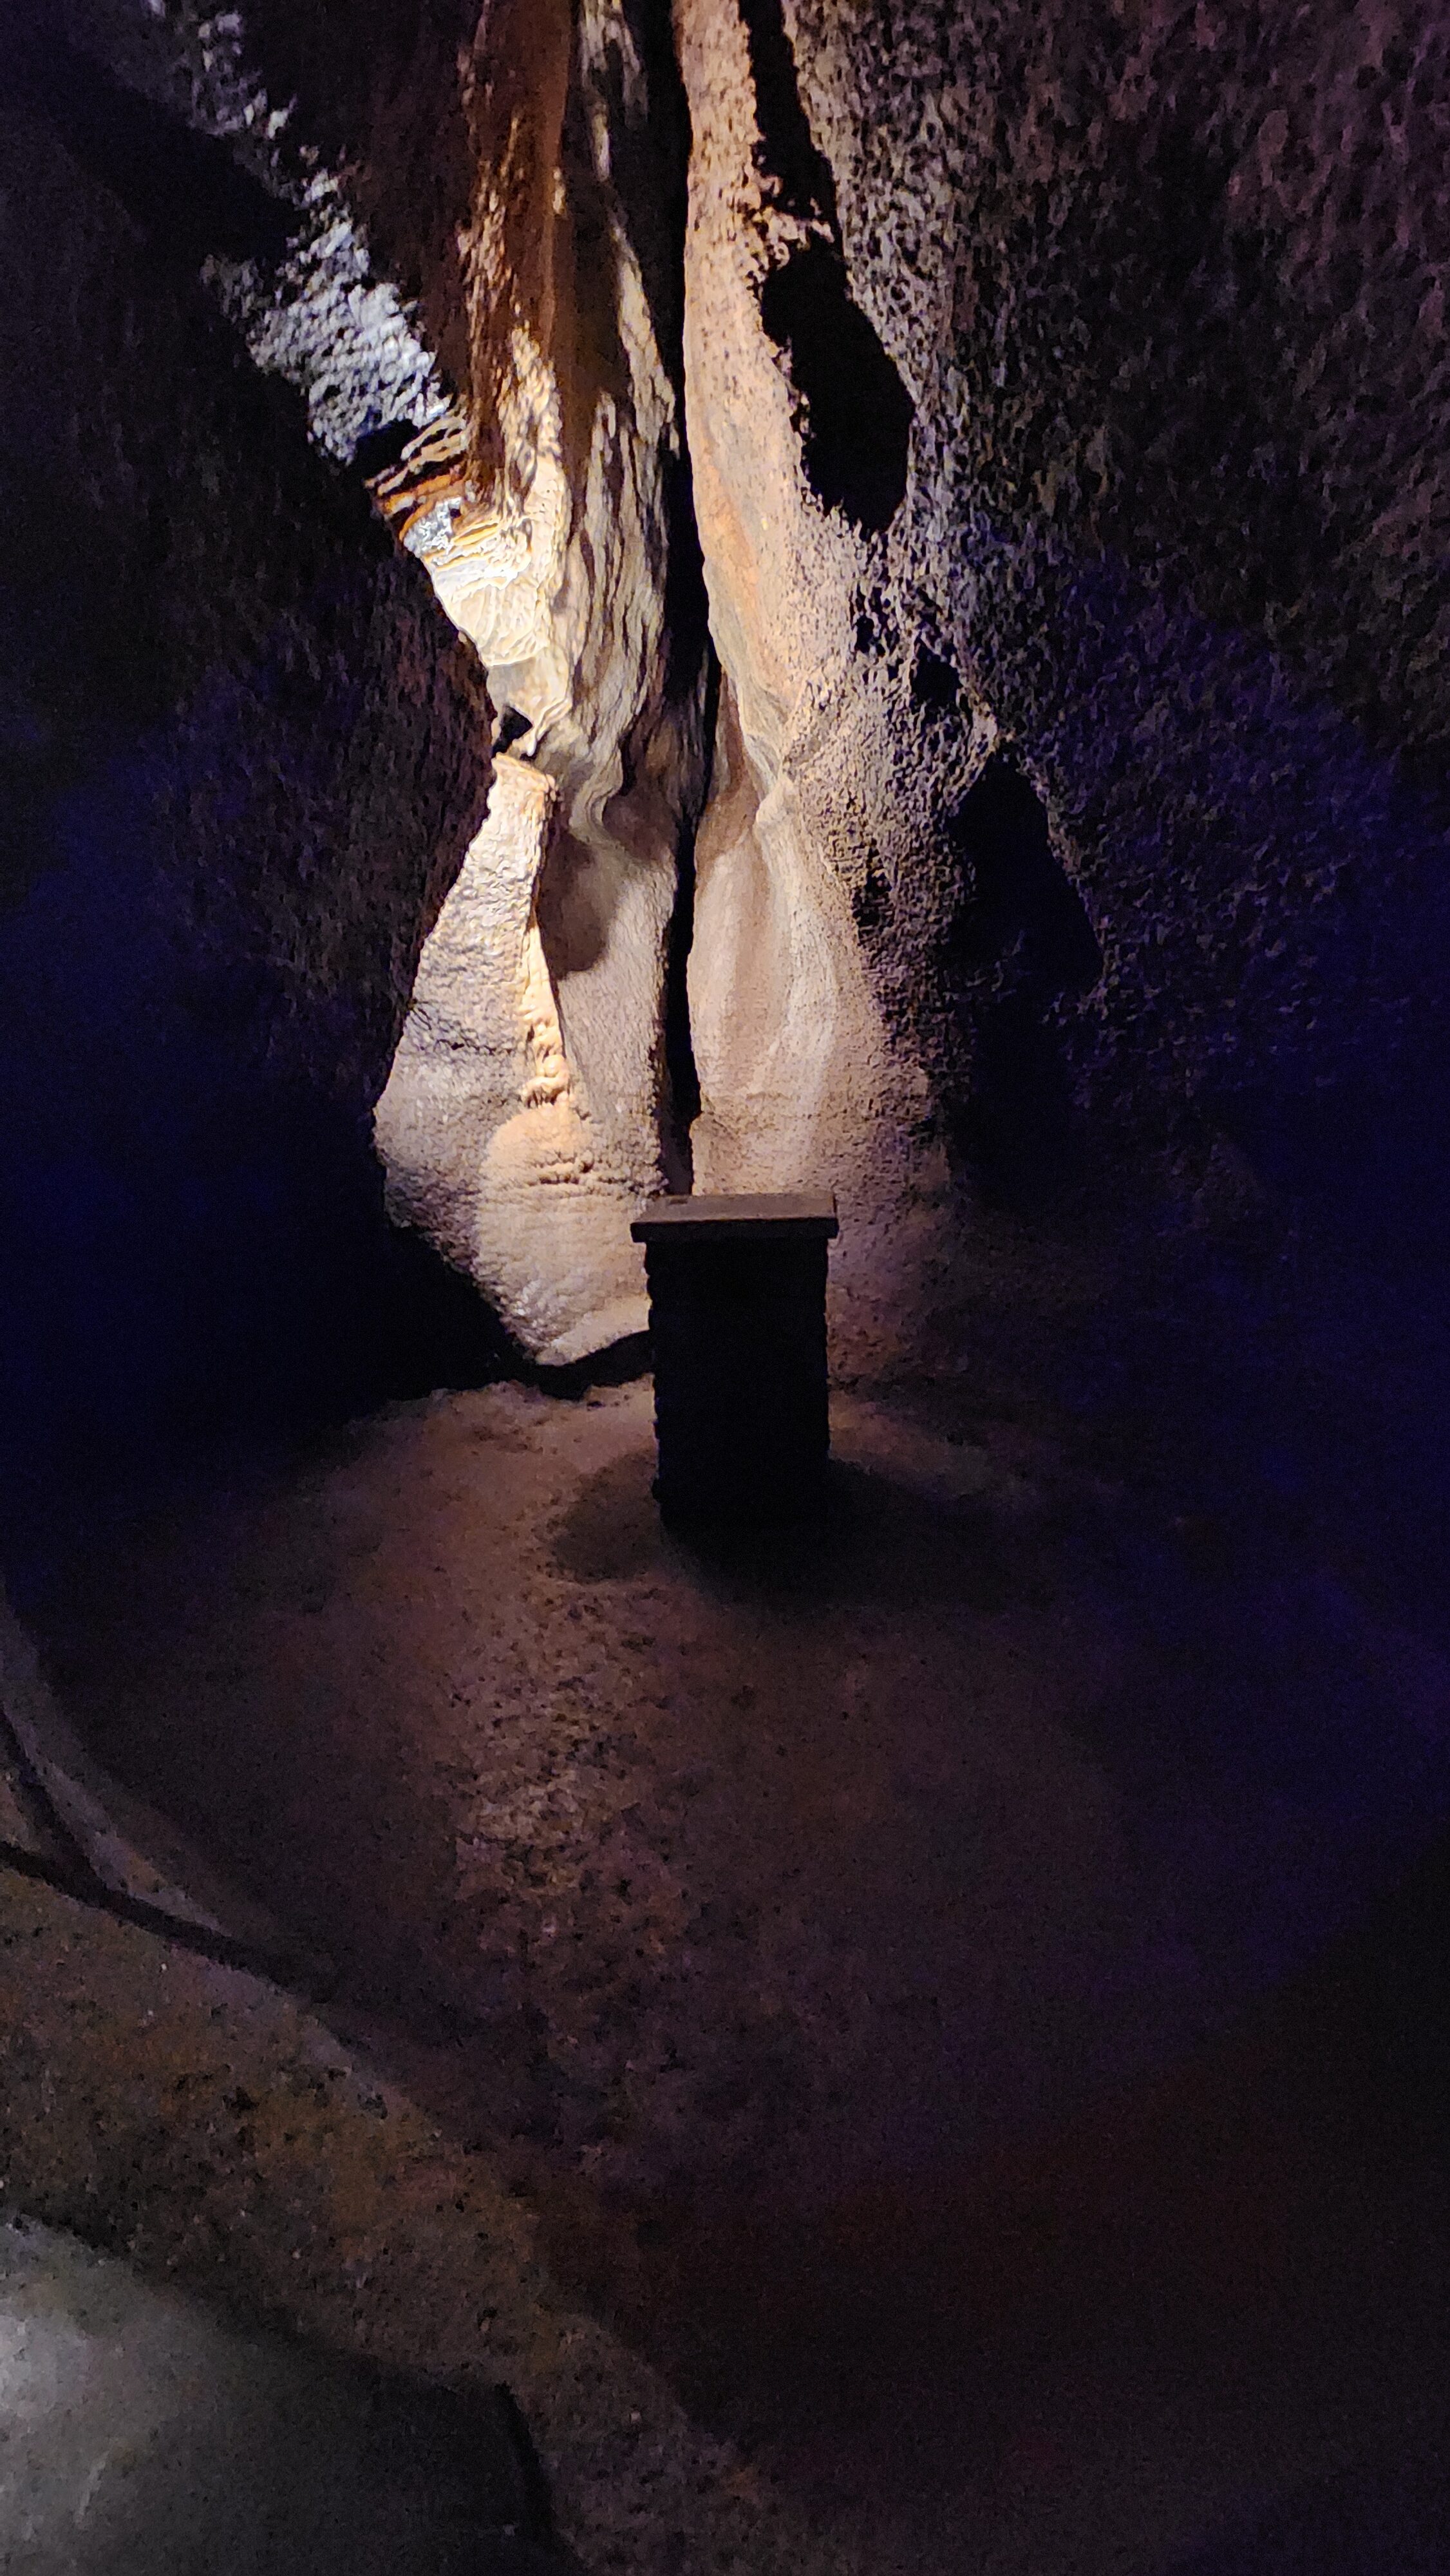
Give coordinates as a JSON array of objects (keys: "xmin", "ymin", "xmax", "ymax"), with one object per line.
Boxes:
[
  {"xmin": 362, "ymin": 0, "xmax": 710, "ymax": 1359},
  {"xmin": 375, "ymin": 753, "xmax": 651, "ymax": 1364}
]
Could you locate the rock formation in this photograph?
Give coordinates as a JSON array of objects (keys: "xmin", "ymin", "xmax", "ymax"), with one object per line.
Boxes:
[
  {"xmin": 673, "ymin": 0, "xmax": 1450, "ymax": 1321},
  {"xmin": 317, "ymin": 0, "xmax": 1450, "ymax": 1368},
  {"xmin": 0, "ymin": 0, "xmax": 491, "ymax": 1481},
  {"xmin": 5, "ymin": 0, "xmax": 1449, "ymax": 1414},
  {"xmin": 361, "ymin": 3, "xmax": 711, "ymax": 1363},
  {"xmin": 673, "ymin": 0, "xmax": 958, "ymax": 1368},
  {"xmin": 376, "ymin": 751, "xmax": 659, "ymax": 1361}
]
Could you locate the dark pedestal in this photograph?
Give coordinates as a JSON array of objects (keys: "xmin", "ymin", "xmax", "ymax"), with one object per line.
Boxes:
[{"xmin": 631, "ymin": 1193, "xmax": 839, "ymax": 1525}]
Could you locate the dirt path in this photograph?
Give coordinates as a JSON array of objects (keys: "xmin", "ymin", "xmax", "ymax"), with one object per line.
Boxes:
[{"xmin": 17, "ymin": 1375, "xmax": 1450, "ymax": 2570}]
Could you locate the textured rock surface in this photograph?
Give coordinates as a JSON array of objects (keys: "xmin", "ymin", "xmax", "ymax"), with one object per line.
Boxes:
[
  {"xmin": 0, "ymin": 1862, "xmax": 848, "ymax": 2576},
  {"xmin": 684, "ymin": 0, "xmax": 1450, "ymax": 1273},
  {"xmin": 672, "ymin": 0, "xmax": 958, "ymax": 1368},
  {"xmin": 20, "ymin": 1364, "xmax": 1450, "ymax": 2571},
  {"xmin": 5, "ymin": 0, "xmax": 1448, "ymax": 1375},
  {"xmin": 0, "ymin": 4, "xmax": 492, "ymax": 1479},
  {"xmin": 173, "ymin": 0, "xmax": 1449, "ymax": 1374},
  {"xmin": 5, "ymin": 16, "xmax": 1450, "ymax": 2572},
  {"xmin": 22, "ymin": 0, "xmax": 1443, "ymax": 1392},
  {"xmin": 376, "ymin": 755, "xmax": 652, "ymax": 1359},
  {"xmin": 359, "ymin": 3, "xmax": 711, "ymax": 1359}
]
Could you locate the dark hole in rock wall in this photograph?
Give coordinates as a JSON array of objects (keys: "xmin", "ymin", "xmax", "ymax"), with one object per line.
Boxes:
[
  {"xmin": 739, "ymin": 0, "xmax": 914, "ymax": 534},
  {"xmin": 659, "ymin": 442, "xmax": 715, "ymax": 707},
  {"xmin": 758, "ymin": 242, "xmax": 914, "ymax": 536},
  {"xmin": 737, "ymin": 0, "xmax": 841, "ymax": 229},
  {"xmin": 945, "ymin": 753, "xmax": 1102, "ymax": 1210},
  {"xmin": 351, "ymin": 420, "xmax": 420, "ymax": 478},
  {"xmin": 911, "ymin": 647, "xmax": 961, "ymax": 717},
  {"xmin": 850, "ymin": 865, "xmax": 892, "ymax": 940}
]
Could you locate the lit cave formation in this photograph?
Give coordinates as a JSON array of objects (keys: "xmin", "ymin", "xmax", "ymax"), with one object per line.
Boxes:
[{"xmin": 3, "ymin": 4, "xmax": 1450, "ymax": 2572}]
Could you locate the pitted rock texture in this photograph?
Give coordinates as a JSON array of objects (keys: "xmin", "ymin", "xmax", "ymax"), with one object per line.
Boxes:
[
  {"xmin": 9, "ymin": 0, "xmax": 1450, "ymax": 1412},
  {"xmin": 727, "ymin": 0, "xmax": 1450, "ymax": 1256},
  {"xmin": 0, "ymin": 16, "xmax": 491, "ymax": 1477},
  {"xmin": 228, "ymin": 0, "xmax": 1450, "ymax": 1369},
  {"xmin": 670, "ymin": 0, "xmax": 957, "ymax": 1369}
]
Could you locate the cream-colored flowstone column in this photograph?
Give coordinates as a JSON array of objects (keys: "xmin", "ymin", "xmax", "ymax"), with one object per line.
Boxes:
[
  {"xmin": 673, "ymin": 0, "xmax": 948, "ymax": 1370},
  {"xmin": 375, "ymin": 753, "xmax": 650, "ymax": 1363}
]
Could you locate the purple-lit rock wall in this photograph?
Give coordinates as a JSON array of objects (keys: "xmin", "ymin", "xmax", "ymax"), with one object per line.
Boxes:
[
  {"xmin": 769, "ymin": 0, "xmax": 1450, "ymax": 1250},
  {"xmin": 0, "ymin": 19, "xmax": 491, "ymax": 1482}
]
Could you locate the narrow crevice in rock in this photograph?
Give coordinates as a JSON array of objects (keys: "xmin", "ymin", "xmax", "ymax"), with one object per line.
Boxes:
[
  {"xmin": 357, "ymin": 0, "xmax": 718, "ymax": 1363},
  {"xmin": 659, "ymin": 643, "xmax": 719, "ymax": 1191}
]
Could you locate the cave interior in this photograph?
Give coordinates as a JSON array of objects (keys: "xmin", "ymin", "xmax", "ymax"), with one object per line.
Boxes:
[{"xmin": 3, "ymin": 2, "xmax": 1450, "ymax": 2571}]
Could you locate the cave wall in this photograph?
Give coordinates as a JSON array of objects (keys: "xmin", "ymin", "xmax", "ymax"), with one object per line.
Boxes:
[
  {"xmin": 367, "ymin": 0, "xmax": 713, "ymax": 1362},
  {"xmin": 8, "ymin": 0, "xmax": 1448, "ymax": 1443},
  {"xmin": 676, "ymin": 0, "xmax": 1450, "ymax": 1291},
  {"xmin": 673, "ymin": 0, "xmax": 959, "ymax": 1370},
  {"xmin": 0, "ymin": 6, "xmax": 492, "ymax": 1489}
]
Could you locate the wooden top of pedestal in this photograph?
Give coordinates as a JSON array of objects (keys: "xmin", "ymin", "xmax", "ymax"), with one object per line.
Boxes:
[{"xmin": 632, "ymin": 1192, "xmax": 839, "ymax": 1244}]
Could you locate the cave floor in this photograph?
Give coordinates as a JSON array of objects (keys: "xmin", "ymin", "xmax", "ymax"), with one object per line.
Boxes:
[{"xmin": 7, "ymin": 1367, "xmax": 1450, "ymax": 2573}]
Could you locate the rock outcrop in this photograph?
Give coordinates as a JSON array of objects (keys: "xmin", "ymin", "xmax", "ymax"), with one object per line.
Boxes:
[
  {"xmin": 7, "ymin": 0, "xmax": 1449, "ymax": 1425},
  {"xmin": 376, "ymin": 752, "xmax": 658, "ymax": 1360},
  {"xmin": 677, "ymin": 0, "xmax": 1450, "ymax": 1282},
  {"xmin": 0, "ymin": 1, "xmax": 491, "ymax": 1480},
  {"xmin": 673, "ymin": 0, "xmax": 960, "ymax": 1368}
]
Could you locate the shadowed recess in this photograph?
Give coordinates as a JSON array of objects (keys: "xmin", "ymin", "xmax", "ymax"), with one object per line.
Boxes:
[
  {"xmin": 945, "ymin": 753, "xmax": 1102, "ymax": 1208},
  {"xmin": 739, "ymin": 0, "xmax": 914, "ymax": 533},
  {"xmin": 8, "ymin": 9, "xmax": 296, "ymax": 270},
  {"xmin": 758, "ymin": 243, "xmax": 914, "ymax": 533}
]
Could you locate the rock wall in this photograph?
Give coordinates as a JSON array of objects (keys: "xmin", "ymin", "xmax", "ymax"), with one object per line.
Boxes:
[
  {"xmin": 375, "ymin": 754, "xmax": 659, "ymax": 1360},
  {"xmin": 0, "ymin": 3, "xmax": 492, "ymax": 1484},
  {"xmin": 677, "ymin": 0, "xmax": 1450, "ymax": 1286},
  {"xmin": 356, "ymin": 1, "xmax": 714, "ymax": 1361},
  {"xmin": 673, "ymin": 0, "xmax": 960, "ymax": 1368},
  {"xmin": 224, "ymin": 0, "xmax": 1450, "ymax": 1378},
  {"xmin": 8, "ymin": 0, "xmax": 1449, "ymax": 1428}
]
